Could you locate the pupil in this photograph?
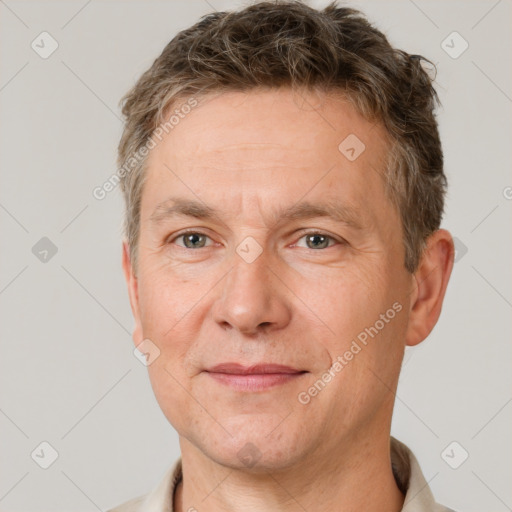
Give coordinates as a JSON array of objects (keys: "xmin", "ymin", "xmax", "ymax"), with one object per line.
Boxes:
[
  {"xmin": 186, "ymin": 233, "xmax": 204, "ymax": 248},
  {"xmin": 308, "ymin": 234, "xmax": 327, "ymax": 249}
]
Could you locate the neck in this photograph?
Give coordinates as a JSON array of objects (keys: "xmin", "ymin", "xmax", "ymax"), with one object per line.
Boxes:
[{"xmin": 174, "ymin": 429, "xmax": 405, "ymax": 512}]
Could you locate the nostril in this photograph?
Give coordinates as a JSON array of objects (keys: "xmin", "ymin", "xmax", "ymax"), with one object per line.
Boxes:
[{"xmin": 220, "ymin": 321, "xmax": 232, "ymax": 331}]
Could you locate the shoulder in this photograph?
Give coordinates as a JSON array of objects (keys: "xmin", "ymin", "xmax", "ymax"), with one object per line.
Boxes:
[{"xmin": 391, "ymin": 437, "xmax": 460, "ymax": 512}]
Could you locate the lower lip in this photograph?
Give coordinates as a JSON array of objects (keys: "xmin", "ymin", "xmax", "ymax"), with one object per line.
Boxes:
[{"xmin": 206, "ymin": 372, "xmax": 306, "ymax": 391}]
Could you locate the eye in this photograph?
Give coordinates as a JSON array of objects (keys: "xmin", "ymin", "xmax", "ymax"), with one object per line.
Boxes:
[
  {"xmin": 171, "ymin": 231, "xmax": 213, "ymax": 249},
  {"xmin": 294, "ymin": 232, "xmax": 341, "ymax": 250},
  {"xmin": 168, "ymin": 231, "xmax": 342, "ymax": 250}
]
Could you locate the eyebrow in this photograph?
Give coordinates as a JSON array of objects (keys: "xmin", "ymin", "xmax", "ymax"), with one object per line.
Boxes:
[{"xmin": 149, "ymin": 196, "xmax": 365, "ymax": 231}]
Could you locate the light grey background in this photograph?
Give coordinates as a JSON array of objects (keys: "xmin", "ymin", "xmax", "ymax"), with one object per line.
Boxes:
[{"xmin": 0, "ymin": 1, "xmax": 510, "ymax": 510}]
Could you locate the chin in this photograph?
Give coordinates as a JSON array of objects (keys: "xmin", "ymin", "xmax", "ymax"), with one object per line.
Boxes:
[{"xmin": 197, "ymin": 415, "xmax": 309, "ymax": 472}]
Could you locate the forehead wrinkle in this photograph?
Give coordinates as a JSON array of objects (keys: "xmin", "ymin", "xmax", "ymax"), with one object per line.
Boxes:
[
  {"xmin": 197, "ymin": 144, "xmax": 310, "ymax": 173},
  {"xmin": 149, "ymin": 195, "xmax": 366, "ymax": 232},
  {"xmin": 210, "ymin": 142, "xmax": 284, "ymax": 151}
]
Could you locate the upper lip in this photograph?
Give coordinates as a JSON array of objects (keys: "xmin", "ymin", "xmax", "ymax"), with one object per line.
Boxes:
[{"xmin": 206, "ymin": 363, "xmax": 305, "ymax": 375}]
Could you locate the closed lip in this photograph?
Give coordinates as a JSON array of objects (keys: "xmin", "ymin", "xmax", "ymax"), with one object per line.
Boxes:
[{"xmin": 205, "ymin": 363, "xmax": 305, "ymax": 375}]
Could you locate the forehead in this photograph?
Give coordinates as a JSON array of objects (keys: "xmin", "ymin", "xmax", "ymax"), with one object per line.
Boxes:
[
  {"xmin": 160, "ymin": 89, "xmax": 388, "ymax": 165},
  {"xmin": 142, "ymin": 88, "xmax": 396, "ymax": 230}
]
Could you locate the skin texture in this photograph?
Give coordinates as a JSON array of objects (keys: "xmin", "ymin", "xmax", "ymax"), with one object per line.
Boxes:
[{"xmin": 122, "ymin": 88, "xmax": 454, "ymax": 512}]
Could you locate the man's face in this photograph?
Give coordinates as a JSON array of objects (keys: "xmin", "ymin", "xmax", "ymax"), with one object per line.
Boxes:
[{"xmin": 124, "ymin": 88, "xmax": 415, "ymax": 470}]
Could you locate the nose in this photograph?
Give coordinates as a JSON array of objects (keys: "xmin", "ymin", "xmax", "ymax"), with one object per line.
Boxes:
[{"xmin": 211, "ymin": 248, "xmax": 292, "ymax": 336}]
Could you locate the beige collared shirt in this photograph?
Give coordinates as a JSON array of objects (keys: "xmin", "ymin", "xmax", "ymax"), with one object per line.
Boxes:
[{"xmin": 108, "ymin": 437, "xmax": 455, "ymax": 512}]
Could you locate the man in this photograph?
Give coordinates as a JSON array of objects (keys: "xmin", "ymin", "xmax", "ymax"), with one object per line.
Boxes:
[{"xmin": 111, "ymin": 1, "xmax": 456, "ymax": 511}]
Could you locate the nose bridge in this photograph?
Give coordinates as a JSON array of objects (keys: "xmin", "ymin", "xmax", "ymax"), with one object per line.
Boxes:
[{"xmin": 213, "ymin": 244, "xmax": 290, "ymax": 334}]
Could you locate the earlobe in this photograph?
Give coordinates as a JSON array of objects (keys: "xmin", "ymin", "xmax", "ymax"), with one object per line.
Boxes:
[
  {"xmin": 122, "ymin": 241, "xmax": 143, "ymax": 346},
  {"xmin": 405, "ymin": 229, "xmax": 455, "ymax": 347}
]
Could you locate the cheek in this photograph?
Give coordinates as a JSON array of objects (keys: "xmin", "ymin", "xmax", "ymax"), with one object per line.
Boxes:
[
  {"xmin": 315, "ymin": 268, "xmax": 387, "ymax": 343},
  {"xmin": 136, "ymin": 262, "xmax": 209, "ymax": 377},
  {"xmin": 316, "ymin": 263, "xmax": 407, "ymax": 386},
  {"xmin": 313, "ymin": 305, "xmax": 406, "ymax": 429},
  {"xmin": 146, "ymin": 362, "xmax": 194, "ymax": 434},
  {"xmin": 137, "ymin": 262, "xmax": 198, "ymax": 338}
]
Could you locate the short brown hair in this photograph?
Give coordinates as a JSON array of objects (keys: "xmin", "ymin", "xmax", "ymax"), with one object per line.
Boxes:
[{"xmin": 118, "ymin": 0, "xmax": 446, "ymax": 274}]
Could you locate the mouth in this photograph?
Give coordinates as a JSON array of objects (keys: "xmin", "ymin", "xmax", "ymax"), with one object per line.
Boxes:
[{"xmin": 204, "ymin": 363, "xmax": 308, "ymax": 391}]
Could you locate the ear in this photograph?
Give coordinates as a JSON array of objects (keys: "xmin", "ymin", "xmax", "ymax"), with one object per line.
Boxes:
[
  {"xmin": 122, "ymin": 241, "xmax": 143, "ymax": 347},
  {"xmin": 405, "ymin": 229, "xmax": 455, "ymax": 347}
]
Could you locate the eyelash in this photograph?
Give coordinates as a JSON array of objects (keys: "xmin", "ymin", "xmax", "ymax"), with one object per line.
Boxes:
[{"xmin": 168, "ymin": 230, "xmax": 345, "ymax": 250}]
